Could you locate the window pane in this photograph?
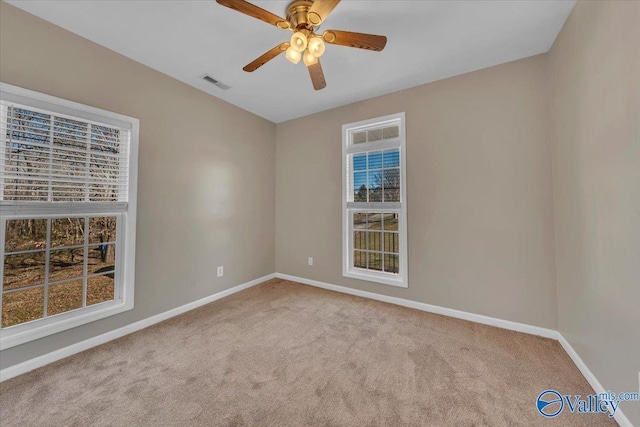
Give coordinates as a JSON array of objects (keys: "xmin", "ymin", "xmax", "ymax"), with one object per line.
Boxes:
[
  {"xmin": 4, "ymin": 219, "xmax": 47, "ymax": 252},
  {"xmin": 353, "ymin": 154, "xmax": 366, "ymax": 171},
  {"xmin": 368, "ymin": 171, "xmax": 382, "ymax": 202},
  {"xmin": 47, "ymin": 279, "xmax": 83, "ymax": 316},
  {"xmin": 353, "ymin": 231, "xmax": 366, "ymax": 250},
  {"xmin": 51, "ymin": 149, "xmax": 86, "ymax": 201},
  {"xmin": 384, "ymin": 233, "xmax": 399, "ymax": 253},
  {"xmin": 383, "ymin": 149, "xmax": 400, "ymax": 168},
  {"xmin": 49, "ymin": 249, "xmax": 84, "ymax": 282},
  {"xmin": 367, "ymin": 151, "xmax": 382, "ymax": 169},
  {"xmin": 52, "ymin": 148, "xmax": 86, "ymax": 178},
  {"xmin": 367, "ymin": 231, "xmax": 381, "ymax": 251},
  {"xmin": 382, "ymin": 213, "xmax": 398, "ymax": 231},
  {"xmin": 3, "ymin": 252, "xmax": 45, "ymax": 291},
  {"xmin": 367, "ymin": 252, "xmax": 382, "ymax": 271},
  {"xmin": 54, "ymin": 117, "xmax": 88, "ymax": 147},
  {"xmin": 88, "ymin": 244, "xmax": 116, "ymax": 276},
  {"xmin": 382, "ymin": 125, "xmax": 399, "ymax": 140},
  {"xmin": 52, "ymin": 181, "xmax": 84, "ymax": 202},
  {"xmin": 353, "ymin": 172, "xmax": 367, "ymax": 201},
  {"xmin": 5, "ymin": 108, "xmax": 51, "ymax": 202},
  {"xmin": 89, "ymin": 154, "xmax": 120, "ymax": 202},
  {"xmin": 2, "ymin": 286, "xmax": 44, "ymax": 327},
  {"xmin": 89, "ymin": 217, "xmax": 117, "ymax": 244},
  {"xmin": 366, "ymin": 213, "xmax": 382, "ymax": 230},
  {"xmin": 7, "ymin": 107, "xmax": 51, "ymax": 143},
  {"xmin": 353, "ymin": 251, "xmax": 367, "ymax": 269},
  {"xmin": 353, "ymin": 212, "xmax": 368, "ymax": 230},
  {"xmin": 51, "ymin": 217, "xmax": 85, "ymax": 248},
  {"xmin": 3, "ymin": 179, "xmax": 49, "ymax": 202},
  {"xmin": 87, "ymin": 274, "xmax": 115, "ymax": 306},
  {"xmin": 367, "ymin": 128, "xmax": 383, "ymax": 142},
  {"xmin": 91, "ymin": 125, "xmax": 121, "ymax": 155},
  {"xmin": 352, "ymin": 131, "xmax": 366, "ymax": 144},
  {"xmin": 383, "ymin": 168, "xmax": 400, "ymax": 202},
  {"xmin": 384, "ymin": 254, "xmax": 399, "ymax": 274}
]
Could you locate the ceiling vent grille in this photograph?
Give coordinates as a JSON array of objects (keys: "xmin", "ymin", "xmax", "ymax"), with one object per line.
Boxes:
[{"xmin": 202, "ymin": 75, "xmax": 231, "ymax": 90}]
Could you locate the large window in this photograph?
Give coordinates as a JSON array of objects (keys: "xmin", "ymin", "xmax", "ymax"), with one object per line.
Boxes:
[
  {"xmin": 0, "ymin": 83, "xmax": 138, "ymax": 349},
  {"xmin": 342, "ymin": 113, "xmax": 407, "ymax": 287}
]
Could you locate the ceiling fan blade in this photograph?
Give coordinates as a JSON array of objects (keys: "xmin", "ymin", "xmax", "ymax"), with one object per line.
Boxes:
[
  {"xmin": 307, "ymin": 60, "xmax": 327, "ymax": 91},
  {"xmin": 307, "ymin": 0, "xmax": 340, "ymax": 26},
  {"xmin": 216, "ymin": 0, "xmax": 290, "ymax": 29},
  {"xmin": 243, "ymin": 42, "xmax": 290, "ymax": 72},
  {"xmin": 322, "ymin": 30, "xmax": 387, "ymax": 51}
]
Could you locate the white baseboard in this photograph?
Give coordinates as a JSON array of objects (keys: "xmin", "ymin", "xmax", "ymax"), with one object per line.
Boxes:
[
  {"xmin": 275, "ymin": 273, "xmax": 558, "ymax": 339},
  {"xmin": 0, "ymin": 273, "xmax": 275, "ymax": 383},
  {"xmin": 1, "ymin": 271, "xmax": 632, "ymax": 426},
  {"xmin": 557, "ymin": 333, "xmax": 633, "ymax": 427}
]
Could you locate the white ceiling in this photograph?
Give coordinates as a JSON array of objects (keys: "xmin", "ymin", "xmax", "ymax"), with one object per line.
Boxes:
[{"xmin": 8, "ymin": 0, "xmax": 575, "ymax": 123}]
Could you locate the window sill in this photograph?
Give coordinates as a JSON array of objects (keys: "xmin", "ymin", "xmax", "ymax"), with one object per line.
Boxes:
[
  {"xmin": 343, "ymin": 269, "xmax": 408, "ymax": 288},
  {"xmin": 0, "ymin": 299, "xmax": 133, "ymax": 350}
]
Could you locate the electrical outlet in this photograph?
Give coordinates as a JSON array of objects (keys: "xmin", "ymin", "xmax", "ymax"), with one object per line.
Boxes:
[
  {"xmin": 217, "ymin": 266, "xmax": 223, "ymax": 277},
  {"xmin": 308, "ymin": 257, "xmax": 313, "ymax": 266}
]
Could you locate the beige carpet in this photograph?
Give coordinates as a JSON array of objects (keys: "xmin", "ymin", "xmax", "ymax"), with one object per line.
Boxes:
[{"xmin": 0, "ymin": 279, "xmax": 617, "ymax": 426}]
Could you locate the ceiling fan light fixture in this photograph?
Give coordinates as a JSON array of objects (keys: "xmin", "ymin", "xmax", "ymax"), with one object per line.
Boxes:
[
  {"xmin": 285, "ymin": 46, "xmax": 302, "ymax": 64},
  {"xmin": 303, "ymin": 49, "xmax": 318, "ymax": 66},
  {"xmin": 290, "ymin": 31, "xmax": 308, "ymax": 53},
  {"xmin": 216, "ymin": 0, "xmax": 387, "ymax": 91},
  {"xmin": 308, "ymin": 36, "xmax": 325, "ymax": 57}
]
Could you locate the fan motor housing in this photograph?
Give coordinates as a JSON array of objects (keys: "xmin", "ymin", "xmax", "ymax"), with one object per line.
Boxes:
[{"xmin": 287, "ymin": 0, "xmax": 314, "ymax": 30}]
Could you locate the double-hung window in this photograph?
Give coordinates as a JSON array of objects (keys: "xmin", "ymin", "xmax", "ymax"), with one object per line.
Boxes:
[
  {"xmin": 0, "ymin": 83, "xmax": 138, "ymax": 349},
  {"xmin": 342, "ymin": 112, "xmax": 407, "ymax": 287}
]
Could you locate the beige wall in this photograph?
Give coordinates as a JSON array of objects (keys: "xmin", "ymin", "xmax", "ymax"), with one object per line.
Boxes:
[
  {"xmin": 0, "ymin": 2, "xmax": 276, "ymax": 369},
  {"xmin": 548, "ymin": 0, "xmax": 640, "ymax": 423},
  {"xmin": 276, "ymin": 54, "xmax": 558, "ymax": 329}
]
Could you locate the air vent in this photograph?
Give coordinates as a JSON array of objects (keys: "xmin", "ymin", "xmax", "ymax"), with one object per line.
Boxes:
[{"xmin": 202, "ymin": 75, "xmax": 231, "ymax": 90}]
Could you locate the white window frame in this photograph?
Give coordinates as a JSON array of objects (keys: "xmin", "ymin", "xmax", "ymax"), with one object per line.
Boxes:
[
  {"xmin": 0, "ymin": 83, "xmax": 139, "ymax": 349},
  {"xmin": 342, "ymin": 112, "xmax": 408, "ymax": 288}
]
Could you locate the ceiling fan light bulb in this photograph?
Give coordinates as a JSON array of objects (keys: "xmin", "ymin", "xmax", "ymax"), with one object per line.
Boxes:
[
  {"xmin": 303, "ymin": 50, "xmax": 318, "ymax": 66},
  {"xmin": 308, "ymin": 37, "xmax": 325, "ymax": 57},
  {"xmin": 290, "ymin": 31, "xmax": 308, "ymax": 53},
  {"xmin": 285, "ymin": 46, "xmax": 301, "ymax": 64}
]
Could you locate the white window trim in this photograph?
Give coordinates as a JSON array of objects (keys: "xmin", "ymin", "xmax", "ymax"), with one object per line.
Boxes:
[
  {"xmin": 342, "ymin": 112, "xmax": 408, "ymax": 288},
  {"xmin": 0, "ymin": 83, "xmax": 139, "ymax": 350}
]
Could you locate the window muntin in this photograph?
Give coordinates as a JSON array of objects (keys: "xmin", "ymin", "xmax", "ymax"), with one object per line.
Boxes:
[
  {"xmin": 351, "ymin": 123, "xmax": 400, "ymax": 145},
  {"xmin": 2, "ymin": 216, "xmax": 118, "ymax": 328},
  {"xmin": 352, "ymin": 212, "xmax": 399, "ymax": 273},
  {"xmin": 2, "ymin": 104, "xmax": 128, "ymax": 203},
  {"xmin": 351, "ymin": 149, "xmax": 400, "ymax": 203},
  {"xmin": 342, "ymin": 113, "xmax": 407, "ymax": 288},
  {"xmin": 0, "ymin": 83, "xmax": 138, "ymax": 349}
]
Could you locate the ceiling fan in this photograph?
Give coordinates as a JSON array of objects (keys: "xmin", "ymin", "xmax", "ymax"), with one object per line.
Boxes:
[{"xmin": 216, "ymin": 0, "xmax": 387, "ymax": 90}]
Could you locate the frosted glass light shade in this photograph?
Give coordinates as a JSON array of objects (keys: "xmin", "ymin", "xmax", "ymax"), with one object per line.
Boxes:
[
  {"xmin": 290, "ymin": 32, "xmax": 308, "ymax": 53},
  {"xmin": 308, "ymin": 36, "xmax": 326, "ymax": 57},
  {"xmin": 285, "ymin": 46, "xmax": 301, "ymax": 64},
  {"xmin": 303, "ymin": 50, "xmax": 318, "ymax": 66}
]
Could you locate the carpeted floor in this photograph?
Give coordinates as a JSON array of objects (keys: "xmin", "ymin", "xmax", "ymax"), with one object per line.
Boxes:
[{"xmin": 0, "ymin": 279, "xmax": 617, "ymax": 426}]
